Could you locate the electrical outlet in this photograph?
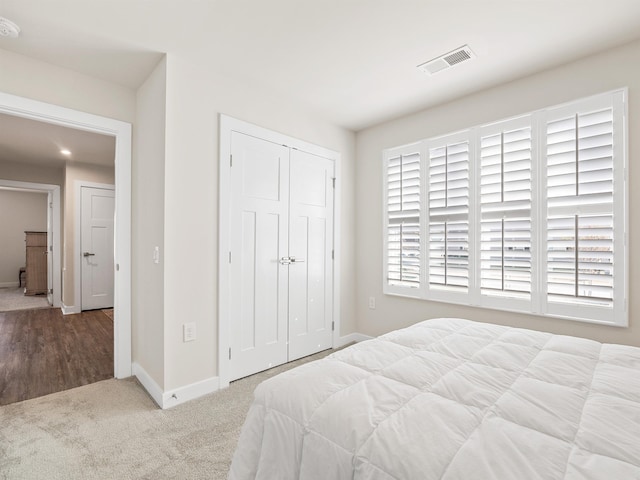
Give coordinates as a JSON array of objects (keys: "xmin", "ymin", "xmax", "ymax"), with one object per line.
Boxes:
[
  {"xmin": 183, "ymin": 322, "xmax": 196, "ymax": 342},
  {"xmin": 369, "ymin": 296, "xmax": 376, "ymax": 309}
]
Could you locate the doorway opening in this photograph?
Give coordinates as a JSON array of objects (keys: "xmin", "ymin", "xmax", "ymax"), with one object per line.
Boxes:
[
  {"xmin": 0, "ymin": 180, "xmax": 61, "ymax": 311},
  {"xmin": 0, "ymin": 91, "xmax": 132, "ymax": 382}
]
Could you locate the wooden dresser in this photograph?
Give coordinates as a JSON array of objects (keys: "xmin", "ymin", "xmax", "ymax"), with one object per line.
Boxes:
[{"xmin": 25, "ymin": 231, "xmax": 48, "ymax": 296}]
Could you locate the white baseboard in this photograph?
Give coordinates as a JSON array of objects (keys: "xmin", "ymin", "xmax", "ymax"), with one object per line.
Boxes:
[
  {"xmin": 162, "ymin": 376, "xmax": 220, "ymax": 409},
  {"xmin": 0, "ymin": 282, "xmax": 20, "ymax": 288},
  {"xmin": 61, "ymin": 303, "xmax": 81, "ymax": 315},
  {"xmin": 133, "ymin": 362, "xmax": 220, "ymax": 409},
  {"xmin": 335, "ymin": 332, "xmax": 373, "ymax": 348},
  {"xmin": 132, "ymin": 362, "xmax": 164, "ymax": 408}
]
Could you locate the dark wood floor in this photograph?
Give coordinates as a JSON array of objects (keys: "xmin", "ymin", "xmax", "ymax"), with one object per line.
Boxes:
[{"xmin": 0, "ymin": 308, "xmax": 113, "ymax": 406}]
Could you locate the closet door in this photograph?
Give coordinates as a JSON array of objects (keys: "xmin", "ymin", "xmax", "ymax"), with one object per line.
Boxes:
[
  {"xmin": 288, "ymin": 149, "xmax": 334, "ymax": 361},
  {"xmin": 229, "ymin": 132, "xmax": 290, "ymax": 381}
]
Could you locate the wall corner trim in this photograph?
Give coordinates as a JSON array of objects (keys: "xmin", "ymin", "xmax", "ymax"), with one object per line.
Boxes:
[
  {"xmin": 133, "ymin": 362, "xmax": 220, "ymax": 409},
  {"xmin": 132, "ymin": 362, "xmax": 164, "ymax": 408},
  {"xmin": 61, "ymin": 303, "xmax": 81, "ymax": 315}
]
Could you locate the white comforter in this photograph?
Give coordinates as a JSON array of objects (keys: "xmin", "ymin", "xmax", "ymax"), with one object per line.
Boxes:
[{"xmin": 229, "ymin": 318, "xmax": 640, "ymax": 479}]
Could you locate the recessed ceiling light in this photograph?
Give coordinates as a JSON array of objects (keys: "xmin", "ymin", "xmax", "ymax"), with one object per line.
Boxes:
[
  {"xmin": 60, "ymin": 149, "xmax": 71, "ymax": 156},
  {"xmin": 0, "ymin": 17, "xmax": 20, "ymax": 38}
]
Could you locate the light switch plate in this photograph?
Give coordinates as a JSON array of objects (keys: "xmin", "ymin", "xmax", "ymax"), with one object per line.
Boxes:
[{"xmin": 183, "ymin": 322, "xmax": 196, "ymax": 342}]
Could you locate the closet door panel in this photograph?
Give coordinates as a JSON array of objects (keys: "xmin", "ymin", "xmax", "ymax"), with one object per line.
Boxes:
[
  {"xmin": 288, "ymin": 150, "xmax": 334, "ymax": 361},
  {"xmin": 230, "ymin": 132, "xmax": 290, "ymax": 381}
]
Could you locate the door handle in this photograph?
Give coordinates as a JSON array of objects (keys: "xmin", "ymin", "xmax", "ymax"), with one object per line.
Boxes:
[
  {"xmin": 83, "ymin": 252, "xmax": 96, "ymax": 257},
  {"xmin": 280, "ymin": 256, "xmax": 305, "ymax": 265}
]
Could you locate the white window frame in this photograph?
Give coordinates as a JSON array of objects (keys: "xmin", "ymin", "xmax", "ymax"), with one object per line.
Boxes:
[{"xmin": 382, "ymin": 89, "xmax": 628, "ymax": 327}]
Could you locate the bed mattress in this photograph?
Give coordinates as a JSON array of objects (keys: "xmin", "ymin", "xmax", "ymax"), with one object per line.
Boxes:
[{"xmin": 229, "ymin": 318, "xmax": 640, "ymax": 479}]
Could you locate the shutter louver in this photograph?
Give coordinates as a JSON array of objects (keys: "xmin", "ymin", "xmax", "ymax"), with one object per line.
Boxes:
[
  {"xmin": 480, "ymin": 125, "xmax": 532, "ymax": 298},
  {"xmin": 387, "ymin": 152, "xmax": 420, "ymax": 288},
  {"xmin": 546, "ymin": 108, "xmax": 614, "ymax": 306},
  {"xmin": 428, "ymin": 141, "xmax": 469, "ymax": 291}
]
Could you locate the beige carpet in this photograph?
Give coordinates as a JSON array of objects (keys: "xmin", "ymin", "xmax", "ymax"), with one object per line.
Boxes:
[
  {"xmin": 0, "ymin": 287, "xmax": 50, "ymax": 312},
  {"xmin": 0, "ymin": 348, "xmax": 334, "ymax": 479}
]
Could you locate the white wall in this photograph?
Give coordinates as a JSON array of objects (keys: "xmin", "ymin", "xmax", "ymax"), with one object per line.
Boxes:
[
  {"xmin": 0, "ymin": 189, "xmax": 47, "ymax": 286},
  {"xmin": 355, "ymin": 39, "xmax": 640, "ymax": 347},
  {"xmin": 0, "ymin": 49, "xmax": 135, "ymax": 124},
  {"xmin": 0, "ymin": 159, "xmax": 64, "ymax": 186},
  {"xmin": 0, "ymin": 47, "xmax": 134, "ymax": 310},
  {"xmin": 162, "ymin": 55, "xmax": 357, "ymax": 390},
  {"xmin": 133, "ymin": 57, "xmax": 166, "ymax": 389},
  {"xmin": 0, "ymin": 46, "xmax": 358, "ymax": 398},
  {"xmin": 62, "ymin": 162, "xmax": 115, "ymax": 308}
]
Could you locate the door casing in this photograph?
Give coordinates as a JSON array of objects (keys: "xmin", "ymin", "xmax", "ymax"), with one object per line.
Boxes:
[
  {"xmin": 218, "ymin": 114, "xmax": 342, "ymax": 388},
  {"xmin": 0, "ymin": 180, "xmax": 60, "ymax": 307}
]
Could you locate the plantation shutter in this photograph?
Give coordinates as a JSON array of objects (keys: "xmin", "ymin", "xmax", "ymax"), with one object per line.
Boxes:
[
  {"xmin": 428, "ymin": 136, "xmax": 469, "ymax": 291},
  {"xmin": 386, "ymin": 151, "xmax": 421, "ymax": 288},
  {"xmin": 480, "ymin": 119, "xmax": 532, "ymax": 299},
  {"xmin": 381, "ymin": 89, "xmax": 626, "ymax": 326},
  {"xmin": 546, "ymin": 106, "xmax": 614, "ymax": 306}
]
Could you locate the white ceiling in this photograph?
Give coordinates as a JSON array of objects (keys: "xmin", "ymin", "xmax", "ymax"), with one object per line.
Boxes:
[
  {"xmin": 0, "ymin": 112, "xmax": 115, "ymax": 168},
  {"xmin": 1, "ymin": 1, "xmax": 640, "ymax": 131}
]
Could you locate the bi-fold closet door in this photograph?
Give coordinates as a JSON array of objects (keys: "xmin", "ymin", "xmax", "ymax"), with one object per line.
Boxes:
[{"xmin": 229, "ymin": 131, "xmax": 334, "ymax": 381}]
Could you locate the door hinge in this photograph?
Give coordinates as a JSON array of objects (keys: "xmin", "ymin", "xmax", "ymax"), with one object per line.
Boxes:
[
  {"xmin": 331, "ymin": 250, "xmax": 334, "ymax": 260},
  {"xmin": 332, "ymin": 178, "xmax": 336, "ymax": 189},
  {"xmin": 229, "ymin": 251, "xmax": 232, "ymax": 263},
  {"xmin": 229, "ymin": 347, "xmax": 231, "ymax": 360},
  {"xmin": 49, "ymin": 202, "xmax": 53, "ymax": 208},
  {"xmin": 50, "ymin": 245, "xmax": 53, "ymax": 252},
  {"xmin": 230, "ymin": 154, "xmax": 233, "ymax": 167},
  {"xmin": 332, "ymin": 321, "xmax": 335, "ymax": 332},
  {"xmin": 49, "ymin": 288, "xmax": 53, "ymax": 294}
]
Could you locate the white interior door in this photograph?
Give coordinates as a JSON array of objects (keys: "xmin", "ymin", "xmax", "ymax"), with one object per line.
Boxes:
[
  {"xmin": 230, "ymin": 132, "xmax": 290, "ymax": 380},
  {"xmin": 229, "ymin": 132, "xmax": 335, "ymax": 381},
  {"xmin": 288, "ymin": 150, "xmax": 334, "ymax": 361},
  {"xmin": 81, "ymin": 186, "xmax": 115, "ymax": 310},
  {"xmin": 46, "ymin": 191, "xmax": 53, "ymax": 306}
]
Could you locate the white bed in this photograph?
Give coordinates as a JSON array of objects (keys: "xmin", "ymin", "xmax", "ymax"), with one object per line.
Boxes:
[{"xmin": 229, "ymin": 318, "xmax": 640, "ymax": 479}]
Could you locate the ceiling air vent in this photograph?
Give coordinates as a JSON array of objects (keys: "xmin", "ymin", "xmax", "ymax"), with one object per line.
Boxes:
[{"xmin": 417, "ymin": 45, "xmax": 474, "ymax": 76}]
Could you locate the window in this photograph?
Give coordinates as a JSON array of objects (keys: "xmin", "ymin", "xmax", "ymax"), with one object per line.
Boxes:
[
  {"xmin": 478, "ymin": 116, "xmax": 534, "ymax": 313},
  {"xmin": 427, "ymin": 133, "xmax": 470, "ymax": 294},
  {"xmin": 385, "ymin": 146, "xmax": 421, "ymax": 290},
  {"xmin": 383, "ymin": 90, "xmax": 627, "ymax": 326}
]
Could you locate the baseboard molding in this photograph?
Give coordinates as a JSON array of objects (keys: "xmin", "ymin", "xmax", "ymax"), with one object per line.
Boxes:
[
  {"xmin": 0, "ymin": 282, "xmax": 19, "ymax": 288},
  {"xmin": 61, "ymin": 303, "xmax": 80, "ymax": 315},
  {"xmin": 335, "ymin": 332, "xmax": 374, "ymax": 348},
  {"xmin": 132, "ymin": 362, "xmax": 164, "ymax": 408},
  {"xmin": 133, "ymin": 362, "xmax": 220, "ymax": 409},
  {"xmin": 162, "ymin": 376, "xmax": 220, "ymax": 409}
]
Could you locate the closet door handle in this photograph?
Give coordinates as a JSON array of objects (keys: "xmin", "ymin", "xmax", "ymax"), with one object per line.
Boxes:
[
  {"xmin": 280, "ymin": 256, "xmax": 305, "ymax": 265},
  {"xmin": 83, "ymin": 252, "xmax": 96, "ymax": 257}
]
